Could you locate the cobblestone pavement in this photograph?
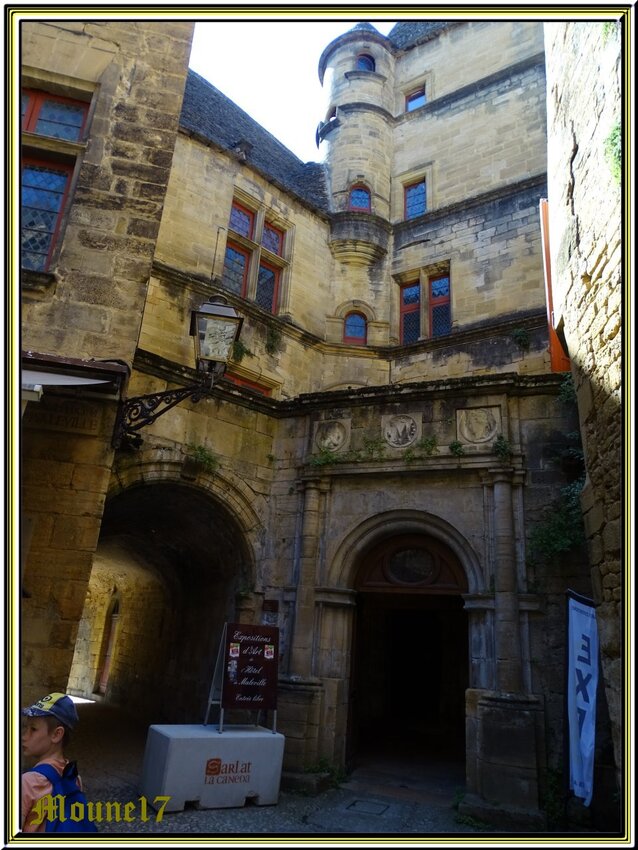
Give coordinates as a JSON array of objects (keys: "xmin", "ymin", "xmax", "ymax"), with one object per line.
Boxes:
[{"xmin": 66, "ymin": 701, "xmax": 486, "ymax": 841}]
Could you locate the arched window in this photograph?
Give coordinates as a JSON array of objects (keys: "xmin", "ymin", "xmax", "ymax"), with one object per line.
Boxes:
[
  {"xmin": 356, "ymin": 53, "xmax": 375, "ymax": 72},
  {"xmin": 348, "ymin": 184, "xmax": 371, "ymax": 212},
  {"xmin": 344, "ymin": 312, "xmax": 368, "ymax": 345}
]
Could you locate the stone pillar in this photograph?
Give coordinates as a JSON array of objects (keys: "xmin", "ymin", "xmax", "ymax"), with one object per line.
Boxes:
[
  {"xmin": 492, "ymin": 470, "xmax": 523, "ymax": 693},
  {"xmin": 289, "ymin": 478, "xmax": 325, "ymax": 678}
]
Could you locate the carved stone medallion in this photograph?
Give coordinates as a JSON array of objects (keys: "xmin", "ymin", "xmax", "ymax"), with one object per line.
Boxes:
[
  {"xmin": 383, "ymin": 414, "xmax": 418, "ymax": 447},
  {"xmin": 457, "ymin": 407, "xmax": 500, "ymax": 443}
]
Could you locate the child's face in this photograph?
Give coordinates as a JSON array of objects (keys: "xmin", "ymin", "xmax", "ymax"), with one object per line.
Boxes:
[{"xmin": 21, "ymin": 716, "xmax": 62, "ymax": 761}]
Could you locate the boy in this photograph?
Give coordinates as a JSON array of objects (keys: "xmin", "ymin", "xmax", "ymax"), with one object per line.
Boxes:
[{"xmin": 21, "ymin": 692, "xmax": 82, "ymax": 832}]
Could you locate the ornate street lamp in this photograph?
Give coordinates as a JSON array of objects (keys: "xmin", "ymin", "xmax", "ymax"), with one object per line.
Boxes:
[{"xmin": 112, "ymin": 297, "xmax": 243, "ymax": 448}]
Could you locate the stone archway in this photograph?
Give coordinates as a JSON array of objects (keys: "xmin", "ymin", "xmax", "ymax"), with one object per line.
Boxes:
[{"xmin": 68, "ymin": 480, "xmax": 257, "ymax": 724}]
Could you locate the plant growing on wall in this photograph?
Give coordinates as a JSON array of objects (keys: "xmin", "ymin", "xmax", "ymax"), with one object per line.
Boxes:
[
  {"xmin": 231, "ymin": 339, "xmax": 252, "ymax": 363},
  {"xmin": 493, "ymin": 434, "xmax": 513, "ymax": 462},
  {"xmin": 604, "ymin": 121, "xmax": 621, "ymax": 184},
  {"xmin": 265, "ymin": 325, "xmax": 283, "ymax": 355},
  {"xmin": 449, "ymin": 440, "xmax": 465, "ymax": 457},
  {"xmin": 511, "ymin": 327, "xmax": 530, "ymax": 351},
  {"xmin": 527, "ymin": 477, "xmax": 585, "ymax": 566},
  {"xmin": 186, "ymin": 443, "xmax": 219, "ymax": 473}
]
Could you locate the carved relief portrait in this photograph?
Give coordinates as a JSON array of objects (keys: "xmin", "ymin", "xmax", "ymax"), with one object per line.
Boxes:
[
  {"xmin": 314, "ymin": 420, "xmax": 349, "ymax": 451},
  {"xmin": 457, "ymin": 407, "xmax": 501, "ymax": 443}
]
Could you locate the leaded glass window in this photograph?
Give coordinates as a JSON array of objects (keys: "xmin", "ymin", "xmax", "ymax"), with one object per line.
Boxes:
[
  {"xmin": 229, "ymin": 202, "xmax": 254, "ymax": 238},
  {"xmin": 255, "ymin": 263, "xmax": 279, "ymax": 313},
  {"xmin": 400, "ymin": 283, "xmax": 421, "ymax": 344},
  {"xmin": 405, "ymin": 180, "xmax": 426, "ymax": 219},
  {"xmin": 262, "ymin": 223, "xmax": 283, "ymax": 255},
  {"xmin": 21, "ymin": 163, "xmax": 71, "ymax": 270},
  {"xmin": 22, "ymin": 90, "xmax": 87, "ymax": 141},
  {"xmin": 222, "ymin": 243, "xmax": 249, "ymax": 296},
  {"xmin": 344, "ymin": 312, "xmax": 367, "ymax": 344},
  {"xmin": 348, "ymin": 186, "xmax": 371, "ymax": 212}
]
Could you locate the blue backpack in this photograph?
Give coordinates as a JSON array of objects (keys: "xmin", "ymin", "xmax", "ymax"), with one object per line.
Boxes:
[{"xmin": 28, "ymin": 761, "xmax": 98, "ymax": 833}]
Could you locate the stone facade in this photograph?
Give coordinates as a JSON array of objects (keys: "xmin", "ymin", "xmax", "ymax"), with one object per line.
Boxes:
[
  {"xmin": 17, "ymin": 17, "xmax": 622, "ymax": 830},
  {"xmin": 544, "ymin": 21, "xmax": 623, "ymax": 781}
]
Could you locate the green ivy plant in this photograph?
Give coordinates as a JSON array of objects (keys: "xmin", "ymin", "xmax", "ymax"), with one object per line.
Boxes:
[
  {"xmin": 231, "ymin": 339, "xmax": 252, "ymax": 363},
  {"xmin": 604, "ymin": 121, "xmax": 621, "ymax": 184},
  {"xmin": 186, "ymin": 443, "xmax": 219, "ymax": 473},
  {"xmin": 265, "ymin": 326, "xmax": 283, "ymax": 355},
  {"xmin": 449, "ymin": 440, "xmax": 465, "ymax": 457},
  {"xmin": 527, "ymin": 478, "xmax": 586, "ymax": 566},
  {"xmin": 362, "ymin": 436, "xmax": 386, "ymax": 460},
  {"xmin": 511, "ymin": 327, "xmax": 530, "ymax": 352},
  {"xmin": 493, "ymin": 434, "xmax": 513, "ymax": 462}
]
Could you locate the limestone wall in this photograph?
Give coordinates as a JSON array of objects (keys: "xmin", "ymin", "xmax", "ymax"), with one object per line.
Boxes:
[
  {"xmin": 544, "ymin": 20, "xmax": 622, "ymax": 776},
  {"xmin": 21, "ymin": 21, "xmax": 193, "ymax": 363}
]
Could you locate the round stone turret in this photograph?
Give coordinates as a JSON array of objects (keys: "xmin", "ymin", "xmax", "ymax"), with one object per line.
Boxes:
[{"xmin": 317, "ymin": 23, "xmax": 395, "ymax": 264}]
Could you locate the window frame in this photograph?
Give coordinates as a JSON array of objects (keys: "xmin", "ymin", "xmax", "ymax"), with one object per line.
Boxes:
[
  {"xmin": 356, "ymin": 53, "xmax": 376, "ymax": 72},
  {"xmin": 347, "ymin": 184, "xmax": 372, "ymax": 213},
  {"xmin": 404, "ymin": 179, "xmax": 427, "ymax": 220},
  {"xmin": 229, "ymin": 200, "xmax": 256, "ymax": 240},
  {"xmin": 21, "ymin": 156, "xmax": 74, "ymax": 272},
  {"xmin": 428, "ymin": 273, "xmax": 451, "ymax": 338},
  {"xmin": 399, "ymin": 282, "xmax": 421, "ymax": 345},
  {"xmin": 343, "ymin": 311, "xmax": 368, "ymax": 345},
  {"xmin": 405, "ymin": 86, "xmax": 426, "ymax": 112},
  {"xmin": 222, "ymin": 239, "xmax": 251, "ymax": 298},
  {"xmin": 262, "ymin": 221, "xmax": 284, "ymax": 256},
  {"xmin": 22, "ymin": 88, "xmax": 89, "ymax": 141},
  {"xmin": 255, "ymin": 259, "xmax": 281, "ymax": 314}
]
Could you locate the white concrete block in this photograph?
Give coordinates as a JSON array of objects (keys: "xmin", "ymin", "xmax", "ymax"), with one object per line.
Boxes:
[{"xmin": 139, "ymin": 724, "xmax": 285, "ymax": 811}]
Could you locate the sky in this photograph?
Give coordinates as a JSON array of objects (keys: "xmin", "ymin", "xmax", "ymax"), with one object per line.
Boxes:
[{"xmin": 189, "ymin": 19, "xmax": 398, "ymax": 163}]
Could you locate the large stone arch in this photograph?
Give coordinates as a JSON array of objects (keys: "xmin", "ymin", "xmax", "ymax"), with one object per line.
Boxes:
[
  {"xmin": 68, "ymin": 450, "xmax": 268, "ymax": 723},
  {"xmin": 328, "ymin": 508, "xmax": 484, "ymax": 593}
]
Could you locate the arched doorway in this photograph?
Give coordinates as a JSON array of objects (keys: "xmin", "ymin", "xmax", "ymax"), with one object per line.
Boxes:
[
  {"xmin": 349, "ymin": 533, "xmax": 468, "ymax": 781},
  {"xmin": 68, "ymin": 481, "xmax": 254, "ymax": 724}
]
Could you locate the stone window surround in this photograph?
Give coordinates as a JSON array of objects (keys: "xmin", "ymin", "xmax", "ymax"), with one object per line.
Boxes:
[
  {"xmin": 20, "ymin": 69, "xmax": 95, "ymax": 277},
  {"xmin": 398, "ymin": 70, "xmax": 434, "ymax": 115},
  {"xmin": 394, "ymin": 162, "xmax": 434, "ymax": 222},
  {"xmin": 222, "ymin": 191, "xmax": 293, "ymax": 316},
  {"xmin": 393, "ymin": 260, "xmax": 451, "ymax": 343}
]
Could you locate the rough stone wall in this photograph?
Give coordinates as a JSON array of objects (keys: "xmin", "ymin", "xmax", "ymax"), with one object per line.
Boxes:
[
  {"xmin": 21, "ymin": 21, "xmax": 194, "ymax": 363},
  {"xmin": 544, "ymin": 21, "xmax": 622, "ymax": 775},
  {"xmin": 20, "ymin": 20, "xmax": 194, "ymax": 703}
]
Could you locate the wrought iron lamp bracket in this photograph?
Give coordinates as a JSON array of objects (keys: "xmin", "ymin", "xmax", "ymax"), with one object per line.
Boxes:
[{"xmin": 112, "ymin": 363, "xmax": 224, "ymax": 449}]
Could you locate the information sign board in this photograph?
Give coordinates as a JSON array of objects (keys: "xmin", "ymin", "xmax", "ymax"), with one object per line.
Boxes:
[{"xmin": 221, "ymin": 623, "xmax": 279, "ymax": 711}]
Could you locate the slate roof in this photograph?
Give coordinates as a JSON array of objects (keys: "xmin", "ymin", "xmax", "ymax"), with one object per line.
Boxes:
[
  {"xmin": 387, "ymin": 21, "xmax": 452, "ymax": 50},
  {"xmin": 179, "ymin": 70, "xmax": 330, "ymax": 213}
]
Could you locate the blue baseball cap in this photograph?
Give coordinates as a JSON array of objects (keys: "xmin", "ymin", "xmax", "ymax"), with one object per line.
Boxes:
[{"xmin": 22, "ymin": 693, "xmax": 79, "ymax": 730}]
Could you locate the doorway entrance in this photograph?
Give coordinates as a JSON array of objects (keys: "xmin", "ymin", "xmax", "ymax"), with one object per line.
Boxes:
[{"xmin": 349, "ymin": 533, "xmax": 468, "ymax": 789}]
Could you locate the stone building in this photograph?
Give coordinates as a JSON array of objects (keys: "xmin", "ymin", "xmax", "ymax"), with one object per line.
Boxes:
[{"xmin": 18, "ymin": 18, "xmax": 619, "ymax": 828}]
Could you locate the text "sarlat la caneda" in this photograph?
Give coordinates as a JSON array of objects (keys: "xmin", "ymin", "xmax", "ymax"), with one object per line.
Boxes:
[{"xmin": 30, "ymin": 795, "xmax": 171, "ymax": 825}]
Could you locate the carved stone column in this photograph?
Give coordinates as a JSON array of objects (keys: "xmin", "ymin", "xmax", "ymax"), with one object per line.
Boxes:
[
  {"xmin": 289, "ymin": 477, "xmax": 326, "ymax": 678},
  {"xmin": 491, "ymin": 469, "xmax": 523, "ymax": 693}
]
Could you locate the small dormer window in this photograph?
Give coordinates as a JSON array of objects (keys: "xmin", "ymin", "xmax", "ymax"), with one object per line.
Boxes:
[
  {"xmin": 356, "ymin": 53, "xmax": 375, "ymax": 72},
  {"xmin": 348, "ymin": 184, "xmax": 371, "ymax": 212}
]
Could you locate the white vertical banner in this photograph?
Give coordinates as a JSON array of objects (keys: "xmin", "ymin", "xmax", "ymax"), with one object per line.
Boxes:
[{"xmin": 567, "ymin": 593, "xmax": 599, "ymax": 806}]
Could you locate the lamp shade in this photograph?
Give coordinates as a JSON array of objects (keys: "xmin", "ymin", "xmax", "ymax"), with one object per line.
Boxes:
[{"xmin": 189, "ymin": 298, "xmax": 243, "ymax": 370}]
